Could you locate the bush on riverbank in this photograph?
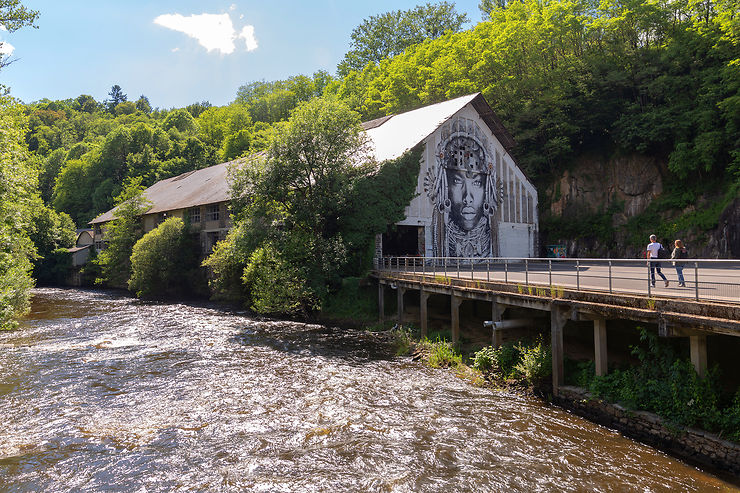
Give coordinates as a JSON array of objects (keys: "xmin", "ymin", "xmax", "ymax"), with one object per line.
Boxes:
[
  {"xmin": 129, "ymin": 217, "xmax": 202, "ymax": 298},
  {"xmin": 568, "ymin": 329, "xmax": 740, "ymax": 442},
  {"xmin": 473, "ymin": 338, "xmax": 552, "ymax": 387}
]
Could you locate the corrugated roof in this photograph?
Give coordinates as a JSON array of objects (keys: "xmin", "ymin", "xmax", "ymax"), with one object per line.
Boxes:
[
  {"xmin": 90, "ymin": 158, "xmax": 241, "ymax": 224},
  {"xmin": 364, "ymin": 93, "xmax": 515, "ymax": 162}
]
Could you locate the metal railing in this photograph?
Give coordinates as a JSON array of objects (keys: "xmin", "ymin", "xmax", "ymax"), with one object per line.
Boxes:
[{"xmin": 374, "ymin": 256, "xmax": 740, "ymax": 304}]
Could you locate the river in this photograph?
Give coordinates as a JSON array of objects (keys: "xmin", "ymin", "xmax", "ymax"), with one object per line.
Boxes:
[{"xmin": 0, "ymin": 288, "xmax": 736, "ymax": 492}]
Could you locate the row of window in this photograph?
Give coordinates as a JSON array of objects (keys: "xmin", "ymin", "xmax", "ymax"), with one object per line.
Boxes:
[
  {"xmin": 188, "ymin": 204, "xmax": 221, "ymax": 223},
  {"xmin": 155, "ymin": 205, "xmax": 222, "ymax": 224}
]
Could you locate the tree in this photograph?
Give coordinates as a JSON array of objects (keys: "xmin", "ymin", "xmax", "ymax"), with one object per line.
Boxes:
[
  {"xmin": 226, "ymin": 96, "xmax": 374, "ymax": 312},
  {"xmin": 29, "ymin": 206, "xmax": 76, "ymax": 285},
  {"xmin": 94, "ymin": 177, "xmax": 151, "ymax": 288},
  {"xmin": 256, "ymin": 96, "xmax": 371, "ymax": 238},
  {"xmin": 337, "ymin": 2, "xmax": 469, "ymax": 76},
  {"xmin": 163, "ymin": 108, "xmax": 197, "ymax": 134},
  {"xmin": 106, "ymin": 84, "xmax": 127, "ymax": 113},
  {"xmin": 0, "ymin": 93, "xmax": 37, "ymax": 328},
  {"xmin": 479, "ymin": 0, "xmax": 508, "ymax": 16},
  {"xmin": 74, "ymin": 94, "xmax": 98, "ymax": 113},
  {"xmin": 129, "ymin": 217, "xmax": 198, "ymax": 298},
  {"xmin": 0, "ymin": 0, "xmax": 39, "ymax": 71},
  {"xmin": 135, "ymin": 95, "xmax": 152, "ymax": 113}
]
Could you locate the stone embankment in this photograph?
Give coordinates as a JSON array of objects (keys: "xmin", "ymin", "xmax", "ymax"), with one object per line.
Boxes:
[{"xmin": 554, "ymin": 386, "xmax": 740, "ymax": 477}]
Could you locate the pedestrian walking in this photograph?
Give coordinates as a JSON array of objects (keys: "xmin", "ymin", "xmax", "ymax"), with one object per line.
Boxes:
[
  {"xmin": 671, "ymin": 239, "xmax": 688, "ymax": 287},
  {"xmin": 646, "ymin": 234, "xmax": 669, "ymax": 287}
]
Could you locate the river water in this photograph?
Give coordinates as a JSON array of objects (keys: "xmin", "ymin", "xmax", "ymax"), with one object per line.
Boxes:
[{"xmin": 0, "ymin": 288, "xmax": 736, "ymax": 492}]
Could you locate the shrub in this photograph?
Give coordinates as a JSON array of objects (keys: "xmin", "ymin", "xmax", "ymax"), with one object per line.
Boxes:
[
  {"xmin": 418, "ymin": 337, "xmax": 462, "ymax": 368},
  {"xmin": 514, "ymin": 341, "xmax": 552, "ymax": 385},
  {"xmin": 242, "ymin": 243, "xmax": 317, "ymax": 315},
  {"xmin": 129, "ymin": 217, "xmax": 197, "ymax": 298},
  {"xmin": 578, "ymin": 328, "xmax": 740, "ymax": 441},
  {"xmin": 473, "ymin": 346, "xmax": 496, "ymax": 373}
]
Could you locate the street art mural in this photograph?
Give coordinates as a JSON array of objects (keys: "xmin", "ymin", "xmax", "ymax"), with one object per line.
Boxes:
[{"xmin": 425, "ymin": 118, "xmax": 503, "ymax": 258}]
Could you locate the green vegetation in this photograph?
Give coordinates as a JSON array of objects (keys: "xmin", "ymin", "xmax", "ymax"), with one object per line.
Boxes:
[
  {"xmin": 214, "ymin": 96, "xmax": 420, "ymax": 315},
  {"xmin": 94, "ymin": 178, "xmax": 151, "ymax": 288},
  {"xmin": 322, "ymin": 277, "xmax": 379, "ymax": 323},
  {"xmin": 417, "ymin": 336, "xmax": 463, "ymax": 368},
  {"xmin": 0, "ymin": 94, "xmax": 38, "ymax": 328},
  {"xmin": 129, "ymin": 217, "xmax": 200, "ymax": 298},
  {"xmin": 473, "ymin": 338, "xmax": 553, "ymax": 385},
  {"xmin": 568, "ymin": 329, "xmax": 740, "ymax": 442},
  {"xmin": 337, "ymin": 2, "xmax": 469, "ymax": 76}
]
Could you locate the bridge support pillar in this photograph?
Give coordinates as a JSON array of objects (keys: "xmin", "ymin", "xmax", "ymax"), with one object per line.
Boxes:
[
  {"xmin": 420, "ymin": 290, "xmax": 430, "ymax": 338},
  {"xmin": 378, "ymin": 283, "xmax": 384, "ymax": 325},
  {"xmin": 451, "ymin": 295, "xmax": 463, "ymax": 343},
  {"xmin": 594, "ymin": 318, "xmax": 608, "ymax": 376},
  {"xmin": 491, "ymin": 302, "xmax": 504, "ymax": 347},
  {"xmin": 397, "ymin": 287, "xmax": 406, "ymax": 326},
  {"xmin": 551, "ymin": 306, "xmax": 568, "ymax": 396},
  {"xmin": 690, "ymin": 334, "xmax": 707, "ymax": 378}
]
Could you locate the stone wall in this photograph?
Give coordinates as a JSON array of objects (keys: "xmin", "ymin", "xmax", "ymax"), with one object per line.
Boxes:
[{"xmin": 554, "ymin": 386, "xmax": 740, "ymax": 477}]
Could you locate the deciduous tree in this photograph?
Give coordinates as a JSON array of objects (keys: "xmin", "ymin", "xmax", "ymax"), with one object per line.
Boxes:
[{"xmin": 337, "ymin": 2, "xmax": 469, "ymax": 76}]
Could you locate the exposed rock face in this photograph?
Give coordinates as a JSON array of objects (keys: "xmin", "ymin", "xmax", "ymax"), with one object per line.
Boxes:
[
  {"xmin": 543, "ymin": 154, "xmax": 738, "ymax": 258},
  {"xmin": 708, "ymin": 198, "xmax": 740, "ymax": 258},
  {"xmin": 548, "ymin": 153, "xmax": 663, "ymax": 220}
]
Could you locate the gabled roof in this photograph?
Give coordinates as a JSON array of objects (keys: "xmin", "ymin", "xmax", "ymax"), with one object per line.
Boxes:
[
  {"xmin": 89, "ymin": 158, "xmax": 240, "ymax": 224},
  {"xmin": 363, "ymin": 93, "xmax": 515, "ymax": 162}
]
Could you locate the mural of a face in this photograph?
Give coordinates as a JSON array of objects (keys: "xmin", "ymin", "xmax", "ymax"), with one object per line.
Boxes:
[
  {"xmin": 426, "ymin": 119, "xmax": 501, "ymax": 258},
  {"xmin": 446, "ymin": 169, "xmax": 485, "ymax": 231}
]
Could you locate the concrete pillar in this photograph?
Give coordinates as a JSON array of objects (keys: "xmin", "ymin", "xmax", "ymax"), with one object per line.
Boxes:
[
  {"xmin": 551, "ymin": 306, "xmax": 568, "ymax": 396},
  {"xmin": 594, "ymin": 318, "xmax": 608, "ymax": 377},
  {"xmin": 397, "ymin": 287, "xmax": 405, "ymax": 326},
  {"xmin": 690, "ymin": 334, "xmax": 708, "ymax": 378},
  {"xmin": 378, "ymin": 283, "xmax": 385, "ymax": 325},
  {"xmin": 420, "ymin": 290, "xmax": 430, "ymax": 338},
  {"xmin": 492, "ymin": 302, "xmax": 504, "ymax": 347},
  {"xmin": 451, "ymin": 295, "xmax": 463, "ymax": 343}
]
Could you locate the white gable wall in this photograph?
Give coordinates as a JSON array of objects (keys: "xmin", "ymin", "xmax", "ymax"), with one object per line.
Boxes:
[{"xmin": 395, "ymin": 103, "xmax": 538, "ymax": 258}]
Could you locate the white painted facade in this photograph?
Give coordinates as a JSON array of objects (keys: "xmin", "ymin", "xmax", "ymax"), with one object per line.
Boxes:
[{"xmin": 370, "ymin": 99, "xmax": 538, "ymax": 258}]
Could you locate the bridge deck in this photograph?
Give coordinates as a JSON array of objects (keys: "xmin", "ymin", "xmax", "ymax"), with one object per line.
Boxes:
[{"xmin": 375, "ymin": 257, "xmax": 740, "ymax": 336}]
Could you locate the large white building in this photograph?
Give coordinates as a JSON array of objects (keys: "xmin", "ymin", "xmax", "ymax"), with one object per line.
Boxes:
[
  {"xmin": 365, "ymin": 93, "xmax": 538, "ymax": 259},
  {"xmin": 91, "ymin": 93, "xmax": 538, "ymax": 260}
]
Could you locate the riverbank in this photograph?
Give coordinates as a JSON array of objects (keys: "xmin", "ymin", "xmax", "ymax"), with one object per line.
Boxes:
[{"xmin": 553, "ymin": 386, "xmax": 740, "ymax": 480}]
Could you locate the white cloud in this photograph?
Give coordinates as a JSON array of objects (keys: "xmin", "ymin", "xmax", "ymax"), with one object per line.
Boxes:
[
  {"xmin": 0, "ymin": 41, "xmax": 15, "ymax": 56},
  {"xmin": 154, "ymin": 12, "xmax": 258, "ymax": 55},
  {"xmin": 240, "ymin": 25, "xmax": 258, "ymax": 52}
]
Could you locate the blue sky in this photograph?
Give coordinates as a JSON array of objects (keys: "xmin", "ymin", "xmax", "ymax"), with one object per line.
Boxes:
[{"xmin": 1, "ymin": 1, "xmax": 485, "ymax": 108}]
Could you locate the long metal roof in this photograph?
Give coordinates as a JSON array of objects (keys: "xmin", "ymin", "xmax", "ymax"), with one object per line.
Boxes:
[
  {"xmin": 89, "ymin": 159, "xmax": 238, "ymax": 224},
  {"xmin": 90, "ymin": 93, "xmax": 515, "ymax": 225}
]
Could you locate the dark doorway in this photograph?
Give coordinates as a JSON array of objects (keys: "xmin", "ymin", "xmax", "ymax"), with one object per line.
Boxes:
[{"xmin": 383, "ymin": 225, "xmax": 423, "ymax": 256}]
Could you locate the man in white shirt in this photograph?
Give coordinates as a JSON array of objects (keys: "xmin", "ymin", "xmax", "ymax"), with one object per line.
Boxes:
[{"xmin": 646, "ymin": 234, "xmax": 669, "ymax": 287}]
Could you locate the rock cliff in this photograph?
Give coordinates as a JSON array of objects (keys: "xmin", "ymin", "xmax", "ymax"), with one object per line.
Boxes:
[{"xmin": 542, "ymin": 153, "xmax": 739, "ymax": 259}]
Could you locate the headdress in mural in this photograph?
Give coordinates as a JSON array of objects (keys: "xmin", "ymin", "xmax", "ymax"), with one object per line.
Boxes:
[{"xmin": 424, "ymin": 117, "xmax": 503, "ymax": 258}]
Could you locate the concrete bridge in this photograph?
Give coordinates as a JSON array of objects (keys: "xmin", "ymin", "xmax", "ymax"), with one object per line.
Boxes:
[{"xmin": 374, "ymin": 256, "xmax": 740, "ymax": 395}]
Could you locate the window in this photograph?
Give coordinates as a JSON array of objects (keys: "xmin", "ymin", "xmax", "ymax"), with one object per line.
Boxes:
[
  {"xmin": 189, "ymin": 207, "xmax": 201, "ymax": 223},
  {"xmin": 206, "ymin": 204, "xmax": 220, "ymax": 222}
]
